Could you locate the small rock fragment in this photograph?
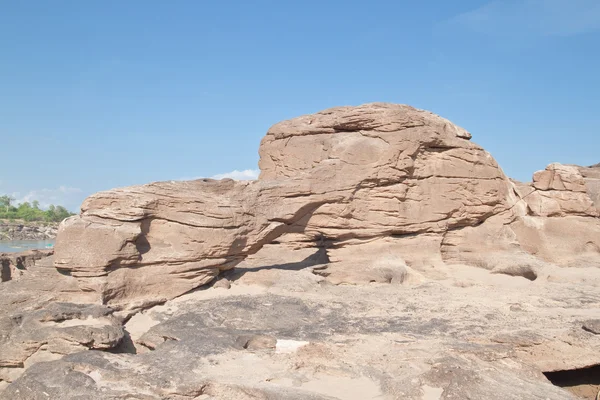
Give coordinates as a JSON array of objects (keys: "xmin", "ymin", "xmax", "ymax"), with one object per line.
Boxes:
[
  {"xmin": 275, "ymin": 339, "xmax": 310, "ymax": 354},
  {"xmin": 212, "ymin": 278, "xmax": 231, "ymax": 290},
  {"xmin": 582, "ymin": 319, "xmax": 600, "ymax": 334},
  {"xmin": 236, "ymin": 335, "xmax": 277, "ymax": 350}
]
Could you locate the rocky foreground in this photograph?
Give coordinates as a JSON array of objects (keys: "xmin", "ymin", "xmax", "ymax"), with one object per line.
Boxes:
[{"xmin": 1, "ymin": 103, "xmax": 599, "ymax": 399}]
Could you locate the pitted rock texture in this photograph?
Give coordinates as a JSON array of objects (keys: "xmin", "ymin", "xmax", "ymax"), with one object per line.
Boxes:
[
  {"xmin": 54, "ymin": 103, "xmax": 515, "ymax": 308},
  {"xmin": 0, "ymin": 254, "xmax": 124, "ymax": 387}
]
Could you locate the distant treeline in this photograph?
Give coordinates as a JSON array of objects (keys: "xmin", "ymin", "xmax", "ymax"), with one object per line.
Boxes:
[{"xmin": 0, "ymin": 195, "xmax": 75, "ymax": 222}]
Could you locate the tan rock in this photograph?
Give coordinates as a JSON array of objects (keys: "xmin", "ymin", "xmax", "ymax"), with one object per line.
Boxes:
[
  {"xmin": 583, "ymin": 319, "xmax": 600, "ymax": 334},
  {"xmin": 260, "ymin": 103, "xmax": 512, "ymax": 238},
  {"xmin": 533, "ymin": 163, "xmax": 588, "ymax": 192},
  {"xmin": 54, "ymin": 178, "xmax": 340, "ymax": 307},
  {"xmin": 52, "ymin": 103, "xmax": 598, "ymax": 310},
  {"xmin": 212, "ymin": 277, "xmax": 231, "ymax": 290},
  {"xmin": 580, "ymin": 163, "xmax": 600, "ymax": 213},
  {"xmin": 524, "ymin": 163, "xmax": 598, "ymax": 217},
  {"xmin": 4, "ymin": 104, "xmax": 600, "ymax": 399},
  {"xmin": 511, "ymin": 216, "xmax": 600, "ymax": 267}
]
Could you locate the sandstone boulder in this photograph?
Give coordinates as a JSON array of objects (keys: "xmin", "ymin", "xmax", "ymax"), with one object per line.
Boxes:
[
  {"xmin": 54, "ymin": 177, "xmax": 344, "ymax": 308},
  {"xmin": 442, "ymin": 162, "xmax": 600, "ymax": 270},
  {"xmin": 52, "ymin": 104, "xmax": 599, "ymax": 310},
  {"xmin": 580, "ymin": 163, "xmax": 600, "ymax": 213},
  {"xmin": 519, "ymin": 163, "xmax": 598, "ymax": 217},
  {"xmin": 259, "ymin": 103, "xmax": 511, "ymax": 239},
  {"xmin": 54, "ymin": 103, "xmax": 514, "ymax": 308}
]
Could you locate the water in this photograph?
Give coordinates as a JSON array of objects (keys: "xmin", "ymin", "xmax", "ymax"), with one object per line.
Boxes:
[{"xmin": 0, "ymin": 240, "xmax": 55, "ymax": 253}]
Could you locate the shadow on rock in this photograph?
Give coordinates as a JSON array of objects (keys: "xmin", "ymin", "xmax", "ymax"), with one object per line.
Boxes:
[{"xmin": 222, "ymin": 247, "xmax": 329, "ymax": 283}]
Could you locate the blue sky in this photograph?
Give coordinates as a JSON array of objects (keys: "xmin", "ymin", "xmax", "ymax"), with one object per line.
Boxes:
[{"xmin": 1, "ymin": 0, "xmax": 599, "ymax": 211}]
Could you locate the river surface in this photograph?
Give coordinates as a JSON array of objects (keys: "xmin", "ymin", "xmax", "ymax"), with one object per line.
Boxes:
[{"xmin": 0, "ymin": 240, "xmax": 55, "ymax": 253}]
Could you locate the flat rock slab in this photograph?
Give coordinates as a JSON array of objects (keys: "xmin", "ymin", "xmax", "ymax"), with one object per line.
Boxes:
[{"xmin": 4, "ymin": 257, "xmax": 600, "ymax": 399}]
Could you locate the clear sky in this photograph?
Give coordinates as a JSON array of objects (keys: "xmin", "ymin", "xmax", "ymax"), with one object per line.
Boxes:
[{"xmin": 1, "ymin": 0, "xmax": 599, "ymax": 211}]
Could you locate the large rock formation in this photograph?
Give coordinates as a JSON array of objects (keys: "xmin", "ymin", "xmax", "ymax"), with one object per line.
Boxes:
[
  {"xmin": 53, "ymin": 104, "xmax": 600, "ymax": 308},
  {"xmin": 258, "ymin": 103, "xmax": 512, "ymax": 238},
  {"xmin": 54, "ymin": 103, "xmax": 515, "ymax": 308},
  {"xmin": 442, "ymin": 162, "xmax": 600, "ymax": 276},
  {"xmin": 516, "ymin": 163, "xmax": 598, "ymax": 218},
  {"xmin": 2, "ymin": 103, "xmax": 600, "ymax": 399}
]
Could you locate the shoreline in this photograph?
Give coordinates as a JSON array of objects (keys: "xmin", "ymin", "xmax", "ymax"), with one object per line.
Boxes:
[{"xmin": 0, "ymin": 220, "xmax": 58, "ymax": 241}]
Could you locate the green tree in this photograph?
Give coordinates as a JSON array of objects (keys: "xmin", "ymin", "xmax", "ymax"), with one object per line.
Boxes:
[
  {"xmin": 0, "ymin": 195, "xmax": 15, "ymax": 212},
  {"xmin": 0, "ymin": 195, "xmax": 75, "ymax": 222},
  {"xmin": 53, "ymin": 206, "xmax": 71, "ymax": 221}
]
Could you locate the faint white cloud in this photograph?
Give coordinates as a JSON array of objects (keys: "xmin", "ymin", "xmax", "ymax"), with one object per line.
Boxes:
[
  {"xmin": 211, "ymin": 169, "xmax": 260, "ymax": 180},
  {"xmin": 449, "ymin": 0, "xmax": 600, "ymax": 37},
  {"xmin": 14, "ymin": 186, "xmax": 83, "ymax": 211},
  {"xmin": 177, "ymin": 169, "xmax": 260, "ymax": 181}
]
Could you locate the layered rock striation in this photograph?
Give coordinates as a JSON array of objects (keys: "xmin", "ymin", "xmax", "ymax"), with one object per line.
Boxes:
[
  {"xmin": 53, "ymin": 103, "xmax": 600, "ymax": 308},
  {"xmin": 54, "ymin": 104, "xmax": 517, "ymax": 308},
  {"xmin": 3, "ymin": 103, "xmax": 600, "ymax": 399}
]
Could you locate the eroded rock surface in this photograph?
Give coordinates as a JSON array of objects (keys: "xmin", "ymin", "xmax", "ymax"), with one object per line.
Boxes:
[
  {"xmin": 4, "ymin": 247, "xmax": 600, "ymax": 399},
  {"xmin": 518, "ymin": 163, "xmax": 598, "ymax": 218},
  {"xmin": 2, "ymin": 103, "xmax": 600, "ymax": 399},
  {"xmin": 54, "ymin": 103, "xmax": 514, "ymax": 308},
  {"xmin": 0, "ymin": 249, "xmax": 54, "ymax": 282},
  {"xmin": 0, "ymin": 252, "xmax": 120, "ymax": 389},
  {"xmin": 580, "ymin": 163, "xmax": 600, "ymax": 213}
]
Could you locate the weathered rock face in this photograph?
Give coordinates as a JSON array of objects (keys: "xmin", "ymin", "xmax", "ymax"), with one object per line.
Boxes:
[
  {"xmin": 54, "ymin": 178, "xmax": 344, "ymax": 308},
  {"xmin": 441, "ymin": 161, "xmax": 600, "ymax": 272},
  {"xmin": 53, "ymin": 104, "xmax": 600, "ymax": 308},
  {"xmin": 0, "ymin": 249, "xmax": 54, "ymax": 282},
  {"xmin": 259, "ymin": 103, "xmax": 512, "ymax": 238},
  {"xmin": 4, "ymin": 255, "xmax": 600, "ymax": 399},
  {"xmin": 3, "ymin": 103, "xmax": 600, "ymax": 399},
  {"xmin": 580, "ymin": 163, "xmax": 600, "ymax": 213},
  {"xmin": 54, "ymin": 103, "xmax": 514, "ymax": 308},
  {"xmin": 0, "ymin": 303, "xmax": 124, "ymax": 385},
  {"xmin": 515, "ymin": 163, "xmax": 598, "ymax": 217},
  {"xmin": 0, "ymin": 252, "xmax": 114, "ymax": 388}
]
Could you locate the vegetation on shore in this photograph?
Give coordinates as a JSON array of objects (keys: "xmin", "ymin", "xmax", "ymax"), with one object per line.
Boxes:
[{"xmin": 0, "ymin": 195, "xmax": 75, "ymax": 222}]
